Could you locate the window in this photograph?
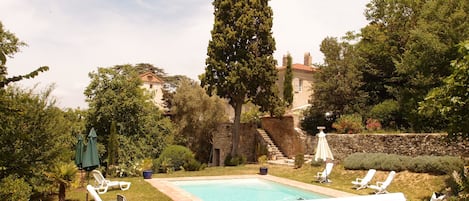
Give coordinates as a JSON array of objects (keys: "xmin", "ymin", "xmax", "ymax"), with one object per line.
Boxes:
[
  {"xmin": 298, "ymin": 79, "xmax": 303, "ymax": 92},
  {"xmin": 149, "ymin": 84, "xmax": 153, "ymax": 89}
]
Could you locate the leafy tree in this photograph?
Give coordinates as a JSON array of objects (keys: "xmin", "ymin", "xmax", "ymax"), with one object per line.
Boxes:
[
  {"xmin": 313, "ymin": 37, "xmax": 366, "ymax": 116},
  {"xmin": 134, "ymin": 63, "xmax": 166, "ymax": 77},
  {"xmin": 283, "ymin": 53, "xmax": 293, "ymax": 107},
  {"xmin": 85, "ymin": 64, "xmax": 174, "ymax": 166},
  {"xmin": 419, "ymin": 41, "xmax": 469, "ymax": 137},
  {"xmin": 201, "ymin": 0, "xmax": 282, "ymax": 156},
  {"xmin": 358, "ymin": 0, "xmax": 469, "ymax": 131},
  {"xmin": 0, "ymin": 86, "xmax": 74, "ymax": 198},
  {"xmin": 0, "ymin": 22, "xmax": 48, "ymax": 88},
  {"xmin": 171, "ymin": 79, "xmax": 227, "ymax": 162}
]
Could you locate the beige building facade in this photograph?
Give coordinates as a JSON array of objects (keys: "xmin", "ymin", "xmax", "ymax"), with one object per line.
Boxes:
[
  {"xmin": 139, "ymin": 72, "xmax": 165, "ymax": 110},
  {"xmin": 277, "ymin": 52, "xmax": 318, "ymax": 111}
]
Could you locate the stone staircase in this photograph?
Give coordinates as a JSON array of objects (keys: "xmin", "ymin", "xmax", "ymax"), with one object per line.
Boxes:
[{"xmin": 257, "ymin": 129, "xmax": 287, "ymax": 160}]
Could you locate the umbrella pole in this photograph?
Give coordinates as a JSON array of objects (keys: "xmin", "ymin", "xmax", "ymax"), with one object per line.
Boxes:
[{"xmin": 86, "ymin": 171, "xmax": 89, "ymax": 201}]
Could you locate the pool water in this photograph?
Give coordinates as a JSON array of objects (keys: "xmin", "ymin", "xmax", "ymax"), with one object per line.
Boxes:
[{"xmin": 170, "ymin": 178, "xmax": 329, "ymax": 201}]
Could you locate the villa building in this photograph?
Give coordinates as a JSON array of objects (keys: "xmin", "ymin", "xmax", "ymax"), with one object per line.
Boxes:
[
  {"xmin": 277, "ymin": 52, "xmax": 318, "ymax": 111},
  {"xmin": 139, "ymin": 71, "xmax": 165, "ymax": 110}
]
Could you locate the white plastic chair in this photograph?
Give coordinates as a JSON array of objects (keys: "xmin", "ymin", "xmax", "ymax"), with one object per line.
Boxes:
[
  {"xmin": 369, "ymin": 171, "xmax": 396, "ymax": 194},
  {"xmin": 351, "ymin": 169, "xmax": 376, "ymax": 190},
  {"xmin": 430, "ymin": 192, "xmax": 445, "ymax": 201},
  {"xmin": 87, "ymin": 184, "xmax": 103, "ymax": 201},
  {"xmin": 316, "ymin": 162, "xmax": 334, "ymax": 183},
  {"xmin": 91, "ymin": 170, "xmax": 131, "ymax": 194}
]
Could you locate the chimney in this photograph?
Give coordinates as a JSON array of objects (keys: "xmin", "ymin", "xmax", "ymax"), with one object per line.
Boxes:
[
  {"xmin": 304, "ymin": 52, "xmax": 312, "ymax": 66},
  {"xmin": 282, "ymin": 54, "xmax": 288, "ymax": 67}
]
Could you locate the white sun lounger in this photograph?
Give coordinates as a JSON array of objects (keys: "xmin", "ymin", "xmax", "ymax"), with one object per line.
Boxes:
[
  {"xmin": 91, "ymin": 170, "xmax": 131, "ymax": 194},
  {"xmin": 368, "ymin": 171, "xmax": 396, "ymax": 194},
  {"xmin": 351, "ymin": 169, "xmax": 376, "ymax": 190}
]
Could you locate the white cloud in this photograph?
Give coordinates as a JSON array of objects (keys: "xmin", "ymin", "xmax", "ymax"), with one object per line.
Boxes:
[{"xmin": 0, "ymin": 0, "xmax": 369, "ymax": 109}]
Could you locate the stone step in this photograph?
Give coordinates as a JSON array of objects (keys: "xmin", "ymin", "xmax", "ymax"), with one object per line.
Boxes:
[{"xmin": 256, "ymin": 129, "xmax": 287, "ymax": 160}]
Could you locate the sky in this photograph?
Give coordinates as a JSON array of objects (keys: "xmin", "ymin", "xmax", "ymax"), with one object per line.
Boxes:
[{"xmin": 0, "ymin": 0, "xmax": 369, "ymax": 109}]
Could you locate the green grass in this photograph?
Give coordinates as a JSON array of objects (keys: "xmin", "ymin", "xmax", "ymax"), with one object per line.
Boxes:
[{"xmin": 64, "ymin": 164, "xmax": 448, "ymax": 201}]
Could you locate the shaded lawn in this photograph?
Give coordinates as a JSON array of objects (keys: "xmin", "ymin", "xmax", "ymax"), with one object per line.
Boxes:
[{"xmin": 65, "ymin": 164, "xmax": 447, "ymax": 201}]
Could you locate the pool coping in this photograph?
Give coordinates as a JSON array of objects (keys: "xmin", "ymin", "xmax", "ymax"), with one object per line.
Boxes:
[{"xmin": 145, "ymin": 175, "xmax": 356, "ymax": 201}]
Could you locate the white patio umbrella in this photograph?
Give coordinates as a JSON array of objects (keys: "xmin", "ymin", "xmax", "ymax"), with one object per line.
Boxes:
[{"xmin": 314, "ymin": 127, "xmax": 334, "ymax": 161}]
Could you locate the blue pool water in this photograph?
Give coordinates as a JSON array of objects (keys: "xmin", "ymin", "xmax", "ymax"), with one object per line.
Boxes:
[{"xmin": 170, "ymin": 178, "xmax": 329, "ymax": 201}]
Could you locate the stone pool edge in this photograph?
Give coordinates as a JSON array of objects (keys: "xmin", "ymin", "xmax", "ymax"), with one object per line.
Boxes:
[{"xmin": 145, "ymin": 175, "xmax": 356, "ymax": 201}]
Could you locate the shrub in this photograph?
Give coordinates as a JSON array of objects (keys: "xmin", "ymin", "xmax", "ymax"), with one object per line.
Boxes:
[
  {"xmin": 365, "ymin": 118, "xmax": 382, "ymax": 132},
  {"xmin": 294, "ymin": 154, "xmax": 304, "ymax": 168},
  {"xmin": 332, "ymin": 114, "xmax": 364, "ymax": 134},
  {"xmin": 0, "ymin": 175, "xmax": 32, "ymax": 201},
  {"xmin": 154, "ymin": 145, "xmax": 194, "ymax": 172},
  {"xmin": 370, "ymin": 100, "xmax": 400, "ymax": 129},
  {"xmin": 300, "ymin": 107, "xmax": 334, "ymax": 135},
  {"xmin": 224, "ymin": 154, "xmax": 246, "ymax": 166},
  {"xmin": 344, "ymin": 153, "xmax": 463, "ymax": 175},
  {"xmin": 183, "ymin": 158, "xmax": 203, "ymax": 171},
  {"xmin": 310, "ymin": 158, "xmax": 324, "ymax": 167}
]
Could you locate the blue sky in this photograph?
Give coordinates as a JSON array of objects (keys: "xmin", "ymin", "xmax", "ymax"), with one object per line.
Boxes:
[{"xmin": 0, "ymin": 0, "xmax": 369, "ymax": 108}]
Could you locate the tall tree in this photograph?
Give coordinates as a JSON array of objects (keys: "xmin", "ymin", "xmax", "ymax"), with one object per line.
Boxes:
[
  {"xmin": 358, "ymin": 0, "xmax": 469, "ymax": 131},
  {"xmin": 0, "ymin": 22, "xmax": 48, "ymax": 88},
  {"xmin": 201, "ymin": 0, "xmax": 282, "ymax": 156},
  {"xmin": 419, "ymin": 40, "xmax": 469, "ymax": 137},
  {"xmin": 283, "ymin": 53, "xmax": 293, "ymax": 107},
  {"xmin": 314, "ymin": 37, "xmax": 366, "ymax": 115},
  {"xmin": 171, "ymin": 79, "xmax": 227, "ymax": 162},
  {"xmin": 85, "ymin": 64, "xmax": 173, "ymax": 164}
]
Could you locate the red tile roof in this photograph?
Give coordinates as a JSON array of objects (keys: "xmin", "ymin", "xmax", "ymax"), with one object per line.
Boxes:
[
  {"xmin": 278, "ymin": 63, "xmax": 318, "ymax": 72},
  {"xmin": 139, "ymin": 72, "xmax": 164, "ymax": 83}
]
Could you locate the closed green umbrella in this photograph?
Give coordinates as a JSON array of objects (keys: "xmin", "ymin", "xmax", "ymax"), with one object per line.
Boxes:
[
  {"xmin": 82, "ymin": 128, "xmax": 100, "ymax": 171},
  {"xmin": 74, "ymin": 135, "xmax": 84, "ymax": 170}
]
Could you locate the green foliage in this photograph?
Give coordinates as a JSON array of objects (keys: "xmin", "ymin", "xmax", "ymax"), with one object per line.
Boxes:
[
  {"xmin": 0, "ymin": 21, "xmax": 48, "ymax": 88},
  {"xmin": 201, "ymin": 0, "xmax": 281, "ymax": 155},
  {"xmin": 332, "ymin": 114, "xmax": 364, "ymax": 134},
  {"xmin": 85, "ymin": 64, "xmax": 174, "ymax": 166},
  {"xmin": 311, "ymin": 37, "xmax": 367, "ymax": 117},
  {"xmin": 257, "ymin": 155, "xmax": 268, "ymax": 167},
  {"xmin": 300, "ymin": 106, "xmax": 334, "ymax": 135},
  {"xmin": 241, "ymin": 103, "xmax": 263, "ymax": 125},
  {"xmin": 171, "ymin": 79, "xmax": 226, "ymax": 163},
  {"xmin": 283, "ymin": 54, "xmax": 294, "ymax": 107},
  {"xmin": 107, "ymin": 121, "xmax": 118, "ymax": 166},
  {"xmin": 358, "ymin": 0, "xmax": 469, "ymax": 132},
  {"xmin": 419, "ymin": 40, "xmax": 469, "ymax": 137},
  {"xmin": 344, "ymin": 153, "xmax": 464, "ymax": 175},
  {"xmin": 45, "ymin": 162, "xmax": 78, "ymax": 201},
  {"xmin": 450, "ymin": 167, "xmax": 469, "ymax": 198},
  {"xmin": 224, "ymin": 154, "xmax": 247, "ymax": 167},
  {"xmin": 0, "ymin": 85, "xmax": 74, "ymax": 198},
  {"xmin": 0, "ymin": 175, "xmax": 32, "ymax": 201},
  {"xmin": 183, "ymin": 158, "xmax": 204, "ymax": 171},
  {"xmin": 154, "ymin": 145, "xmax": 198, "ymax": 172},
  {"xmin": 310, "ymin": 158, "xmax": 325, "ymax": 167},
  {"xmin": 294, "ymin": 154, "xmax": 304, "ymax": 169},
  {"xmin": 370, "ymin": 100, "xmax": 400, "ymax": 129}
]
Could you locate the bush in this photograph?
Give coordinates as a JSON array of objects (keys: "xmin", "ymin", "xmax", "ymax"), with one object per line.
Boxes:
[
  {"xmin": 343, "ymin": 153, "xmax": 463, "ymax": 175},
  {"xmin": 300, "ymin": 107, "xmax": 334, "ymax": 135},
  {"xmin": 294, "ymin": 154, "xmax": 304, "ymax": 168},
  {"xmin": 310, "ymin": 158, "xmax": 324, "ymax": 167},
  {"xmin": 154, "ymin": 145, "xmax": 195, "ymax": 172},
  {"xmin": 183, "ymin": 158, "xmax": 203, "ymax": 171},
  {"xmin": 224, "ymin": 154, "xmax": 246, "ymax": 166},
  {"xmin": 0, "ymin": 175, "xmax": 32, "ymax": 201},
  {"xmin": 332, "ymin": 114, "xmax": 364, "ymax": 134},
  {"xmin": 365, "ymin": 118, "xmax": 382, "ymax": 132},
  {"xmin": 370, "ymin": 100, "xmax": 400, "ymax": 129}
]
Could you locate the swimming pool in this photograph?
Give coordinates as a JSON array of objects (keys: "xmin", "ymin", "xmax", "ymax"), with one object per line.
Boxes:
[{"xmin": 170, "ymin": 178, "xmax": 329, "ymax": 201}]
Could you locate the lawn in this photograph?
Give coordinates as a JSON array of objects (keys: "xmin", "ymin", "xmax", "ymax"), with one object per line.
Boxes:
[{"xmin": 65, "ymin": 164, "xmax": 448, "ymax": 201}]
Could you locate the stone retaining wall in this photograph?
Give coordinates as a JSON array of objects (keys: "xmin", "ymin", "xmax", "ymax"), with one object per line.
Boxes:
[
  {"xmin": 261, "ymin": 116, "xmax": 305, "ymax": 158},
  {"xmin": 211, "ymin": 123, "xmax": 258, "ymax": 166},
  {"xmin": 305, "ymin": 133, "xmax": 469, "ymax": 161}
]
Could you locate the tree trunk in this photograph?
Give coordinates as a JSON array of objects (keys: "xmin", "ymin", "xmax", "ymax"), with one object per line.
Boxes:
[
  {"xmin": 231, "ymin": 102, "xmax": 243, "ymax": 156},
  {"xmin": 58, "ymin": 183, "xmax": 66, "ymax": 201}
]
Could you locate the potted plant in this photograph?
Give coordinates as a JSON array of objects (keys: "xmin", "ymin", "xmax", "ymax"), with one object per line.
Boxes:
[
  {"xmin": 140, "ymin": 158, "xmax": 153, "ymax": 179},
  {"xmin": 258, "ymin": 155, "xmax": 268, "ymax": 175}
]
